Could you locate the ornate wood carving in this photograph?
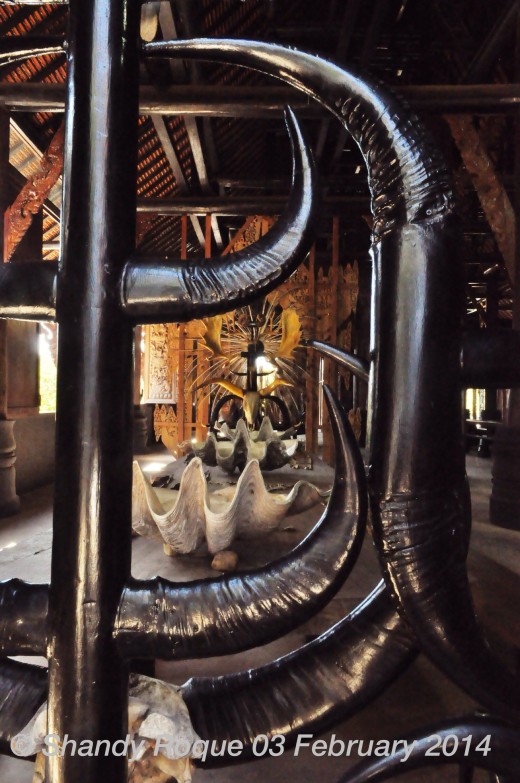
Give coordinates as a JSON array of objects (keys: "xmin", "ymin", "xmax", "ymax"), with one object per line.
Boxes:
[
  {"xmin": 223, "ymin": 215, "xmax": 275, "ymax": 255},
  {"xmin": 267, "ymin": 264, "xmax": 312, "ymax": 333},
  {"xmin": 144, "ymin": 215, "xmax": 308, "ymax": 451},
  {"xmin": 4, "ymin": 122, "xmax": 64, "ymax": 263},
  {"xmin": 143, "ymin": 323, "xmax": 178, "ymax": 404},
  {"xmin": 153, "ymin": 403, "xmax": 178, "ymax": 450}
]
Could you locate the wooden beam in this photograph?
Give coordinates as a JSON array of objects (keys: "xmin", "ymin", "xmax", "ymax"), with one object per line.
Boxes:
[
  {"xmin": 329, "ymin": 0, "xmax": 389, "ymax": 173},
  {"xmin": 4, "ymin": 121, "xmax": 64, "ymax": 262},
  {"xmin": 462, "ymin": 0, "xmax": 518, "ymax": 83},
  {"xmin": 9, "ymin": 118, "xmax": 62, "ymax": 220},
  {"xmin": 136, "ymin": 193, "xmax": 367, "ymax": 216},
  {"xmin": 158, "ymin": 3, "xmax": 222, "ymax": 250},
  {"xmin": 0, "ymin": 111, "xmax": 9, "ymax": 421},
  {"xmin": 150, "ymin": 114, "xmax": 205, "ymax": 248},
  {"xmin": 176, "ymin": 214, "xmax": 188, "ymax": 443},
  {"xmin": 0, "ymin": 1, "xmax": 67, "ymax": 4},
  {"xmin": 447, "ymin": 114, "xmax": 516, "ymax": 283},
  {"xmin": 5, "ymin": 83, "xmax": 520, "ymax": 115},
  {"xmin": 316, "ymin": 0, "xmax": 361, "ymax": 159}
]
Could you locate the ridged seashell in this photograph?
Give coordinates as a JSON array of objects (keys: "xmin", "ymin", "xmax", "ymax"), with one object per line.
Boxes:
[
  {"xmin": 194, "ymin": 419, "xmax": 298, "ymax": 473},
  {"xmin": 217, "ymin": 416, "xmax": 295, "ymax": 443},
  {"xmin": 132, "ymin": 457, "xmax": 328, "ymax": 555},
  {"xmin": 19, "ymin": 675, "xmax": 201, "ymax": 783}
]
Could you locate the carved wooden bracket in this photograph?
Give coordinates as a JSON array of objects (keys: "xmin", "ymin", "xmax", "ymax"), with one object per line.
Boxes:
[{"xmin": 4, "ymin": 122, "xmax": 65, "ymax": 263}]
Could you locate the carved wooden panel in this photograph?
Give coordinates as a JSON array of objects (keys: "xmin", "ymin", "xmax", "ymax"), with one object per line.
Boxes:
[{"xmin": 143, "ymin": 323, "xmax": 178, "ymax": 404}]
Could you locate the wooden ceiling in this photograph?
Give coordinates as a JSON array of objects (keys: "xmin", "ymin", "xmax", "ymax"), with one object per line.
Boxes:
[{"xmin": 0, "ymin": 0, "xmax": 517, "ymax": 323}]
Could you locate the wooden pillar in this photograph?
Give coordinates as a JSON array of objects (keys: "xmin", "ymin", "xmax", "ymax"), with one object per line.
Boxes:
[
  {"xmin": 133, "ymin": 326, "xmax": 148, "ymax": 452},
  {"xmin": 490, "ymin": 6, "xmax": 520, "ymax": 529},
  {"xmin": 196, "ymin": 214, "xmax": 212, "ymax": 439},
  {"xmin": 323, "ymin": 215, "xmax": 340, "ymax": 464},
  {"xmin": 305, "ymin": 245, "xmax": 318, "ymax": 454},
  {"xmin": 7, "ymin": 210, "xmax": 43, "ymax": 421},
  {"xmin": 0, "ymin": 110, "xmax": 20, "ymax": 517},
  {"xmin": 482, "ymin": 271, "xmax": 501, "ymax": 421},
  {"xmin": 176, "ymin": 214, "xmax": 187, "ymax": 442}
]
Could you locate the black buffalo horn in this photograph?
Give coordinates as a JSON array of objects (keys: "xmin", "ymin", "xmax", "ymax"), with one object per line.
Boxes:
[
  {"xmin": 303, "ymin": 339, "xmax": 369, "ymax": 382},
  {"xmin": 335, "ymin": 717, "xmax": 520, "ymax": 782},
  {"xmin": 0, "ymin": 262, "xmax": 57, "ymax": 321},
  {"xmin": 120, "ymin": 107, "xmax": 316, "ymax": 323},
  {"xmin": 143, "ymin": 39, "xmax": 520, "ymax": 722},
  {"xmin": 115, "ymin": 386, "xmax": 367, "ymax": 659}
]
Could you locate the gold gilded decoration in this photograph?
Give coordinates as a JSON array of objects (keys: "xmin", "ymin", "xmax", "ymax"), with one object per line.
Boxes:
[
  {"xmin": 267, "ymin": 266, "xmax": 310, "ymax": 325},
  {"xmin": 223, "ymin": 215, "xmax": 275, "ymax": 255},
  {"xmin": 153, "ymin": 404, "xmax": 179, "ymax": 454}
]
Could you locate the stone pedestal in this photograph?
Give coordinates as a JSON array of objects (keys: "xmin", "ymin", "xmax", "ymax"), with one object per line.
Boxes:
[
  {"xmin": 490, "ymin": 424, "xmax": 520, "ymax": 530},
  {"xmin": 133, "ymin": 404, "xmax": 148, "ymax": 454},
  {"xmin": 0, "ymin": 419, "xmax": 20, "ymax": 517}
]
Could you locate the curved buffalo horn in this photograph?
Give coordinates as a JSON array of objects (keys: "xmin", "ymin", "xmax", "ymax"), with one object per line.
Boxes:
[
  {"xmin": 143, "ymin": 39, "xmax": 520, "ymax": 720},
  {"xmin": 0, "ymin": 588, "xmax": 416, "ymax": 764},
  {"xmin": 115, "ymin": 385, "xmax": 367, "ymax": 659},
  {"xmin": 0, "ymin": 262, "xmax": 57, "ymax": 321},
  {"xmin": 0, "ymin": 659, "xmax": 47, "ymax": 756},
  {"xmin": 0, "ymin": 580, "xmax": 48, "ymax": 656},
  {"xmin": 120, "ymin": 107, "xmax": 316, "ymax": 323},
  {"xmin": 143, "ymin": 39, "xmax": 453, "ymax": 236},
  {"xmin": 335, "ymin": 717, "xmax": 520, "ymax": 783},
  {"xmin": 180, "ymin": 582, "xmax": 416, "ymax": 765},
  {"xmin": 303, "ymin": 339, "xmax": 369, "ymax": 382}
]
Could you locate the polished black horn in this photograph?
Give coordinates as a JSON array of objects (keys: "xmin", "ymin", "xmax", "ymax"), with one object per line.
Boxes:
[
  {"xmin": 120, "ymin": 107, "xmax": 316, "ymax": 323},
  {"xmin": 142, "ymin": 38, "xmax": 520, "ymax": 721}
]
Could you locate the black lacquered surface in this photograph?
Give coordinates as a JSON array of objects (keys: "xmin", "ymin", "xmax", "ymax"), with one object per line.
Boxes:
[
  {"xmin": 336, "ymin": 717, "xmax": 520, "ymax": 782},
  {"xmin": 144, "ymin": 37, "xmax": 520, "ymax": 724},
  {"xmin": 45, "ymin": 1, "xmax": 140, "ymax": 781}
]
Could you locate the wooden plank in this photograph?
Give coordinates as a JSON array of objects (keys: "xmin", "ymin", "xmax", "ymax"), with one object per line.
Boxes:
[
  {"xmin": 177, "ymin": 214, "xmax": 188, "ymax": 443},
  {"xmin": 150, "ymin": 114, "xmax": 205, "ymax": 249},
  {"xmin": 136, "ymin": 194, "xmax": 367, "ymax": 216},
  {"xmin": 5, "ymin": 83, "xmax": 520, "ymax": 116},
  {"xmin": 447, "ymin": 114, "xmax": 516, "ymax": 283}
]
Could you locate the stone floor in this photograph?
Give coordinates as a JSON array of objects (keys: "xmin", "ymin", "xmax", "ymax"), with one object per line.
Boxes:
[{"xmin": 0, "ymin": 452, "xmax": 517, "ymax": 783}]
